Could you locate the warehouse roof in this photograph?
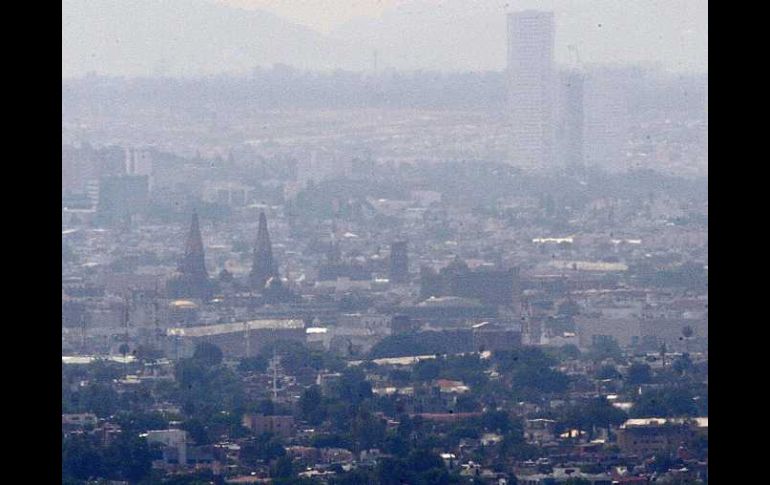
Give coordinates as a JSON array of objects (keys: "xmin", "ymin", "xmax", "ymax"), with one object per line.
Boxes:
[{"xmin": 167, "ymin": 319, "xmax": 304, "ymax": 337}]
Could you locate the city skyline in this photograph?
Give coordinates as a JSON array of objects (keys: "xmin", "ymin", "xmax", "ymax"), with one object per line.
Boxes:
[
  {"xmin": 61, "ymin": 2, "xmax": 708, "ymax": 483},
  {"xmin": 63, "ymin": 0, "xmax": 707, "ymax": 78}
]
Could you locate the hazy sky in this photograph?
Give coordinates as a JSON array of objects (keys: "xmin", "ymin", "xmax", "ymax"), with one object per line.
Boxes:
[
  {"xmin": 222, "ymin": 0, "xmax": 402, "ymax": 33},
  {"xmin": 62, "ymin": 0, "xmax": 707, "ymax": 77},
  {"xmin": 223, "ymin": 0, "xmax": 707, "ymax": 72},
  {"xmin": 222, "ymin": 0, "xmax": 706, "ymax": 36}
]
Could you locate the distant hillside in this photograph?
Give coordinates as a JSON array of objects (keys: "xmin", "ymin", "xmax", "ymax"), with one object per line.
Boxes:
[{"xmin": 62, "ymin": 0, "xmax": 364, "ymax": 77}]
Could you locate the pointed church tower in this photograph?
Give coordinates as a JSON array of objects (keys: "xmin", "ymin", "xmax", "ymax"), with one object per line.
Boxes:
[
  {"xmin": 250, "ymin": 211, "xmax": 278, "ymax": 290},
  {"xmin": 174, "ymin": 210, "xmax": 211, "ymax": 299}
]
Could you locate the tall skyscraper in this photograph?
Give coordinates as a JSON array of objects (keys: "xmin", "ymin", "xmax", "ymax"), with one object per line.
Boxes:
[
  {"xmin": 507, "ymin": 11, "xmax": 555, "ymax": 168},
  {"xmin": 389, "ymin": 241, "xmax": 409, "ymax": 284},
  {"xmin": 582, "ymin": 66, "xmax": 635, "ymax": 169},
  {"xmin": 173, "ymin": 210, "xmax": 211, "ymax": 299},
  {"xmin": 703, "ymin": 77, "xmax": 708, "ymax": 167},
  {"xmin": 250, "ymin": 211, "xmax": 278, "ymax": 290},
  {"xmin": 555, "ymin": 69, "xmax": 584, "ymax": 170}
]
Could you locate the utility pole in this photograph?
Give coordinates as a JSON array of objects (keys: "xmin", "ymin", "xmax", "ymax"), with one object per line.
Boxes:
[
  {"xmin": 80, "ymin": 313, "xmax": 87, "ymax": 355},
  {"xmin": 121, "ymin": 292, "xmax": 131, "ymax": 376},
  {"xmin": 244, "ymin": 322, "xmax": 251, "ymax": 358},
  {"xmin": 271, "ymin": 347, "xmax": 279, "ymax": 400},
  {"xmin": 154, "ymin": 290, "xmax": 161, "ymax": 350}
]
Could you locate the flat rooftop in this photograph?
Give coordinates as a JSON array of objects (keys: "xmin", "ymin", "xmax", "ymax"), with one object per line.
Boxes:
[{"xmin": 167, "ymin": 319, "xmax": 304, "ymax": 338}]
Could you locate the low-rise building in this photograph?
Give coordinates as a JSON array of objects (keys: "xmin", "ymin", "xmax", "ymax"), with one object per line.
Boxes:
[
  {"xmin": 146, "ymin": 429, "xmax": 189, "ymax": 465},
  {"xmin": 164, "ymin": 319, "xmax": 305, "ymax": 358},
  {"xmin": 617, "ymin": 417, "xmax": 708, "ymax": 456},
  {"xmin": 62, "ymin": 413, "xmax": 98, "ymax": 430},
  {"xmin": 241, "ymin": 414, "xmax": 295, "ymax": 439}
]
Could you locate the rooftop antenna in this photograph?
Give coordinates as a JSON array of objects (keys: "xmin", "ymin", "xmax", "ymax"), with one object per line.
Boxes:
[
  {"xmin": 120, "ymin": 290, "xmax": 133, "ymax": 375},
  {"xmin": 244, "ymin": 321, "xmax": 251, "ymax": 358},
  {"xmin": 154, "ymin": 281, "xmax": 161, "ymax": 348},
  {"xmin": 80, "ymin": 313, "xmax": 87, "ymax": 354},
  {"xmin": 271, "ymin": 347, "xmax": 281, "ymax": 400},
  {"xmin": 123, "ymin": 292, "xmax": 130, "ymax": 340},
  {"xmin": 284, "ymin": 258, "xmax": 291, "ymax": 289},
  {"xmin": 521, "ymin": 297, "xmax": 533, "ymax": 345}
]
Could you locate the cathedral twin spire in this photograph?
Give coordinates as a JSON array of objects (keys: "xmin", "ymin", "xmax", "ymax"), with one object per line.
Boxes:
[
  {"xmin": 250, "ymin": 211, "xmax": 279, "ymax": 290},
  {"xmin": 177, "ymin": 209, "xmax": 277, "ymax": 297},
  {"xmin": 176, "ymin": 210, "xmax": 211, "ymax": 299},
  {"xmin": 179, "ymin": 210, "xmax": 208, "ymax": 281}
]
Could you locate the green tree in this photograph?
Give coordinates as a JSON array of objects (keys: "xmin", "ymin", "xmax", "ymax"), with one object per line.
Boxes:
[
  {"xmin": 174, "ymin": 358, "xmax": 207, "ymax": 389},
  {"xmin": 454, "ymin": 394, "xmax": 481, "ymax": 412},
  {"xmin": 102, "ymin": 433, "xmax": 153, "ymax": 482},
  {"xmin": 672, "ymin": 353, "xmax": 694, "ymax": 376},
  {"xmin": 328, "ymin": 468, "xmax": 376, "ymax": 485},
  {"xmin": 311, "ymin": 433, "xmax": 351, "ymax": 449},
  {"xmin": 499, "ymin": 435, "xmax": 539, "ymax": 461},
  {"xmin": 493, "ymin": 348, "xmax": 571, "ymax": 397},
  {"xmin": 632, "ymin": 387, "xmax": 699, "ymax": 418},
  {"xmin": 595, "ymin": 364, "xmax": 621, "ymax": 380},
  {"xmin": 134, "ymin": 344, "xmax": 164, "ymax": 362},
  {"xmin": 80, "ymin": 382, "xmax": 120, "ymax": 417},
  {"xmin": 271, "ymin": 455, "xmax": 295, "ymax": 479},
  {"xmin": 382, "ymin": 433, "xmax": 410, "ymax": 457},
  {"xmin": 588, "ymin": 338, "xmax": 623, "ymax": 362},
  {"xmin": 406, "ymin": 449, "xmax": 444, "ymax": 475},
  {"xmin": 351, "ymin": 408, "xmax": 386, "ymax": 451},
  {"xmin": 62, "ymin": 434, "xmax": 103, "ymax": 480},
  {"xmin": 417, "ymin": 467, "xmax": 460, "ymax": 485},
  {"xmin": 182, "ymin": 419, "xmax": 210, "ymax": 445},
  {"xmin": 174, "ymin": 359, "xmax": 247, "ymax": 420},
  {"xmin": 240, "ymin": 434, "xmax": 287, "ymax": 466},
  {"xmin": 114, "ymin": 411, "xmax": 167, "ymax": 435},
  {"xmin": 514, "ymin": 366, "xmax": 570, "ymax": 394},
  {"xmin": 299, "ymin": 385, "xmax": 326, "ymax": 424},
  {"xmin": 376, "ymin": 457, "xmax": 411, "ymax": 485},
  {"xmin": 547, "ymin": 344, "xmax": 581, "ymax": 362},
  {"xmin": 413, "ymin": 359, "xmax": 441, "ymax": 381},
  {"xmin": 568, "ymin": 398, "xmax": 627, "ymax": 437},
  {"xmin": 255, "ymin": 399, "xmax": 276, "ymax": 416},
  {"xmin": 118, "ymin": 343, "xmax": 131, "ymax": 361},
  {"xmin": 389, "ymin": 369, "xmax": 412, "ymax": 385},
  {"xmin": 564, "ymin": 479, "xmax": 591, "ymax": 485},
  {"xmin": 192, "ymin": 342, "xmax": 224, "ymax": 366},
  {"xmin": 441, "ymin": 354, "xmax": 490, "ymax": 387},
  {"xmin": 238, "ymin": 355, "xmax": 269, "ymax": 373},
  {"xmin": 332, "ymin": 368, "xmax": 373, "ymax": 405},
  {"xmin": 626, "ymin": 362, "xmax": 652, "ymax": 384},
  {"xmin": 482, "ymin": 409, "xmax": 513, "ymax": 434}
]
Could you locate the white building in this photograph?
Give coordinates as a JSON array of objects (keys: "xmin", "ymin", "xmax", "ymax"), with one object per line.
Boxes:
[
  {"xmin": 146, "ymin": 429, "xmax": 188, "ymax": 465},
  {"xmin": 507, "ymin": 11, "xmax": 555, "ymax": 168},
  {"xmin": 330, "ymin": 313, "xmax": 391, "ymax": 356},
  {"xmin": 125, "ymin": 147, "xmax": 154, "ymax": 188},
  {"xmin": 202, "ymin": 180, "xmax": 254, "ymax": 206}
]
